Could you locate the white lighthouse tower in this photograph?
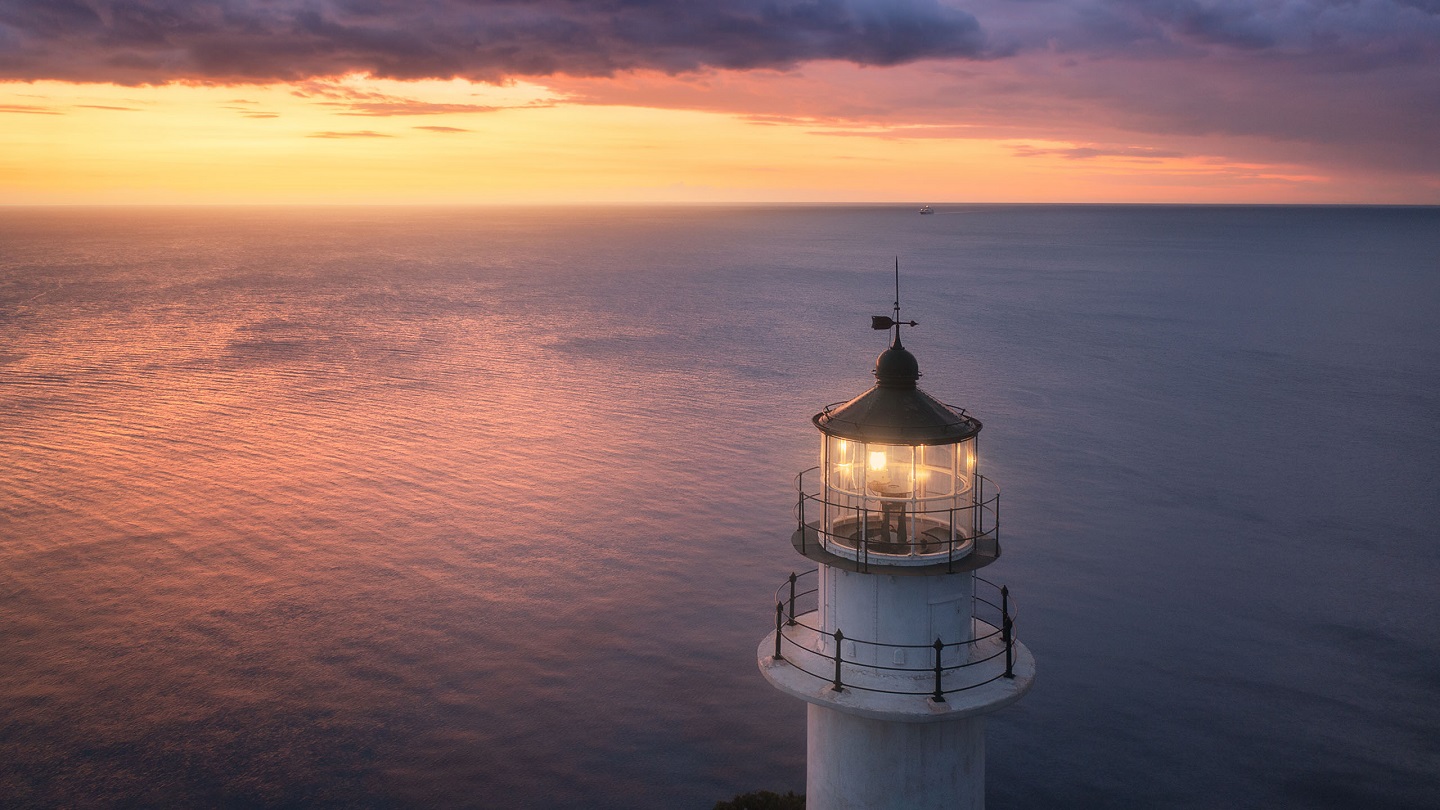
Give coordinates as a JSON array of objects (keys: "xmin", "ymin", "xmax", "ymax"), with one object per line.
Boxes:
[{"xmin": 758, "ymin": 278, "xmax": 1035, "ymax": 810}]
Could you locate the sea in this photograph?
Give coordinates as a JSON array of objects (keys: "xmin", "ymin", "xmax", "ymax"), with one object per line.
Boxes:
[{"xmin": 1, "ymin": 204, "xmax": 1437, "ymax": 809}]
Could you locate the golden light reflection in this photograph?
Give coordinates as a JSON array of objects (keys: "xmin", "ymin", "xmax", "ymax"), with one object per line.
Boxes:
[{"xmin": 868, "ymin": 451, "xmax": 887, "ymax": 472}]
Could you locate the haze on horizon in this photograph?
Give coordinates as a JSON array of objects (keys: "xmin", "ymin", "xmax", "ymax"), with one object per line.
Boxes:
[{"xmin": 1, "ymin": 0, "xmax": 1437, "ymax": 205}]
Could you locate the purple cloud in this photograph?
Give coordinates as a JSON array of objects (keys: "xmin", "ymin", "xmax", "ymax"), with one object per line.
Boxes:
[
  {"xmin": 979, "ymin": 0, "xmax": 1440, "ymax": 65},
  {"xmin": 0, "ymin": 0, "xmax": 990, "ymax": 84}
]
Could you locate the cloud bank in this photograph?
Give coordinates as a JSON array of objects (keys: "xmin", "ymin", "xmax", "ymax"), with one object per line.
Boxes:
[
  {"xmin": 1008, "ymin": 0, "xmax": 1440, "ymax": 66},
  {"xmin": 537, "ymin": 1, "xmax": 1440, "ymax": 178},
  {"xmin": 0, "ymin": 0, "xmax": 989, "ymax": 84},
  {"xmin": 2, "ymin": 1, "xmax": 1433, "ymax": 85},
  {"xmin": 0, "ymin": 0, "xmax": 1435, "ymax": 190}
]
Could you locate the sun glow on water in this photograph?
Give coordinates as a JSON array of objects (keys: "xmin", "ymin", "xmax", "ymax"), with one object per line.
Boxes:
[{"xmin": 1, "ymin": 203, "xmax": 1437, "ymax": 808}]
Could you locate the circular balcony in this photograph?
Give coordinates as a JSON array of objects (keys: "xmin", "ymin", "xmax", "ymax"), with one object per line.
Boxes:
[{"xmin": 757, "ymin": 571, "xmax": 1034, "ymax": 720}]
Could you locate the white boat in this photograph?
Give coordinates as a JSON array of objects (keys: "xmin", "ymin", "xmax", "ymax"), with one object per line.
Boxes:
[{"xmin": 918, "ymin": 205, "xmax": 935, "ymax": 215}]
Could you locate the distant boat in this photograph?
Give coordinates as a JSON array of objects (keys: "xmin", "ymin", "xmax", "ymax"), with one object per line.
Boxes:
[{"xmin": 918, "ymin": 205, "xmax": 935, "ymax": 215}]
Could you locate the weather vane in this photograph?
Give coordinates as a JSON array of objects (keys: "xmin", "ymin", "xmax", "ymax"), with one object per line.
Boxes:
[{"xmin": 870, "ymin": 256, "xmax": 918, "ymax": 339}]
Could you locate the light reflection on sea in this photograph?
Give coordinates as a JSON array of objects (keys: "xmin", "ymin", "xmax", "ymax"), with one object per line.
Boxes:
[{"xmin": 1, "ymin": 205, "xmax": 1437, "ymax": 808}]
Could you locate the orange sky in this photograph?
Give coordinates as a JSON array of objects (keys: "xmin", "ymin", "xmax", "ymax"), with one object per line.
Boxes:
[
  {"xmin": 4, "ymin": 71, "xmax": 1413, "ymax": 206},
  {"xmin": 3, "ymin": 0, "xmax": 1437, "ymax": 207}
]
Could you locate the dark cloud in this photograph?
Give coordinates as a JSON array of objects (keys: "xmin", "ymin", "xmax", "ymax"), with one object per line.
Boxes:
[
  {"xmin": 980, "ymin": 0, "xmax": 1440, "ymax": 66},
  {"xmin": 0, "ymin": 0, "xmax": 989, "ymax": 84}
]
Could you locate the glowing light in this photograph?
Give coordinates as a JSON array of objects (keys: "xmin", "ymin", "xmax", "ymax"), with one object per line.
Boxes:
[{"xmin": 869, "ymin": 451, "xmax": 887, "ymax": 472}]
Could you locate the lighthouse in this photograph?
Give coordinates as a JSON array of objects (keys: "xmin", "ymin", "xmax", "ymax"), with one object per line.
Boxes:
[{"xmin": 758, "ymin": 276, "xmax": 1035, "ymax": 810}]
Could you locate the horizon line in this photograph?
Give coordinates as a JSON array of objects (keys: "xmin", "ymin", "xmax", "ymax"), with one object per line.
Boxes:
[{"xmin": 4, "ymin": 201, "xmax": 1438, "ymax": 209}]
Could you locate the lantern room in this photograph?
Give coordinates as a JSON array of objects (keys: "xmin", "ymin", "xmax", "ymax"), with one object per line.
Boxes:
[{"xmin": 795, "ymin": 330, "xmax": 999, "ymax": 571}]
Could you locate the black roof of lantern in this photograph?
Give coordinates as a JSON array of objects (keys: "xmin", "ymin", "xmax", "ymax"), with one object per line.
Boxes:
[{"xmin": 812, "ymin": 263, "xmax": 982, "ymax": 446}]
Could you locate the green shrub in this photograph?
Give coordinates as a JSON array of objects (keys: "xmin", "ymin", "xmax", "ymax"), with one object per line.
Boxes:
[{"xmin": 712, "ymin": 789, "xmax": 805, "ymax": 810}]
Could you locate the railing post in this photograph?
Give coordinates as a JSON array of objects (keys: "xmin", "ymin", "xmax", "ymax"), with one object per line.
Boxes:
[
  {"xmin": 797, "ymin": 487, "xmax": 806, "ymax": 532},
  {"xmin": 860, "ymin": 505, "xmax": 869, "ymax": 573},
  {"xmin": 976, "ymin": 476, "xmax": 984, "ymax": 538},
  {"xmin": 787, "ymin": 572, "xmax": 798, "ymax": 625},
  {"xmin": 947, "ymin": 507, "xmax": 956, "ymax": 574},
  {"xmin": 1001, "ymin": 585, "xmax": 1010, "ymax": 641},
  {"xmin": 1003, "ymin": 614, "xmax": 1014, "ymax": 679},
  {"xmin": 831, "ymin": 629, "xmax": 845, "ymax": 691},
  {"xmin": 774, "ymin": 602, "xmax": 785, "ymax": 661},
  {"xmin": 932, "ymin": 638, "xmax": 946, "ymax": 702},
  {"xmin": 855, "ymin": 504, "xmax": 865, "ymax": 570},
  {"xmin": 979, "ymin": 475, "xmax": 990, "ymax": 539},
  {"xmin": 993, "ymin": 479, "xmax": 1001, "ymax": 544},
  {"xmin": 797, "ymin": 474, "xmax": 808, "ymax": 554}
]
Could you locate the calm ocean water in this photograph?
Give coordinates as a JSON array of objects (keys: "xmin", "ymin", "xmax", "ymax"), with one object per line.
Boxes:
[{"xmin": 1, "ymin": 205, "xmax": 1437, "ymax": 808}]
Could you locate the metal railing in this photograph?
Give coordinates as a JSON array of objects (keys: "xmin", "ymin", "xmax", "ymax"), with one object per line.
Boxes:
[
  {"xmin": 771, "ymin": 570, "xmax": 1016, "ymax": 700},
  {"xmin": 795, "ymin": 466, "xmax": 1000, "ymax": 572}
]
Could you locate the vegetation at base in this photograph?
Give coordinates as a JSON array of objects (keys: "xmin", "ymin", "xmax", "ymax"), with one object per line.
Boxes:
[{"xmin": 712, "ymin": 789, "xmax": 805, "ymax": 810}]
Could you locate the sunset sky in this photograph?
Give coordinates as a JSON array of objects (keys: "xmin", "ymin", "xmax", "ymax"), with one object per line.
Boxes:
[{"xmin": 2, "ymin": 0, "xmax": 1437, "ymax": 204}]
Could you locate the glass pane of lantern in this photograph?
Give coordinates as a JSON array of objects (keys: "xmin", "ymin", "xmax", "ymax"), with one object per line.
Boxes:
[
  {"xmin": 826, "ymin": 436, "xmax": 863, "ymax": 495},
  {"xmin": 957, "ymin": 438, "xmax": 976, "ymax": 501},
  {"xmin": 917, "ymin": 443, "xmax": 955, "ymax": 499},
  {"xmin": 819, "ymin": 435, "xmax": 986, "ymax": 558},
  {"xmin": 863, "ymin": 444, "xmax": 914, "ymax": 499}
]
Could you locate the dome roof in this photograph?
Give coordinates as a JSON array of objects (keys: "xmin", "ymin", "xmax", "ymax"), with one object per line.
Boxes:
[
  {"xmin": 874, "ymin": 343, "xmax": 920, "ymax": 387},
  {"xmin": 813, "ymin": 337, "xmax": 981, "ymax": 445}
]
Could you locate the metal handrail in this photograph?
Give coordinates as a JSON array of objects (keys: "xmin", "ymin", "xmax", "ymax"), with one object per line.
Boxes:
[
  {"xmin": 774, "ymin": 571, "xmax": 1016, "ymax": 646},
  {"xmin": 770, "ymin": 570, "xmax": 1018, "ymax": 697}
]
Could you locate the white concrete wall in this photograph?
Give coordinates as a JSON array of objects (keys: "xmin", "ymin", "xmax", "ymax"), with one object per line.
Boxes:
[
  {"xmin": 821, "ymin": 568, "xmax": 975, "ymax": 667},
  {"xmin": 807, "ymin": 705, "xmax": 986, "ymax": 810}
]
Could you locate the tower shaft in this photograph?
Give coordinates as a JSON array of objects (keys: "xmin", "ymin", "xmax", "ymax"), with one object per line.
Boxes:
[{"xmin": 807, "ymin": 707, "xmax": 985, "ymax": 810}]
